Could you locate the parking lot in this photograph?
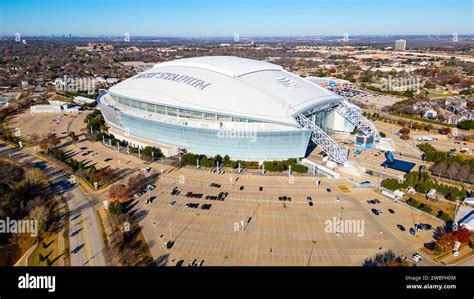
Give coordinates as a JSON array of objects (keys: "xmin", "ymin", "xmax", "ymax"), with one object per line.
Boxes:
[
  {"xmin": 9, "ymin": 111, "xmax": 173, "ymax": 173},
  {"xmin": 133, "ymin": 168, "xmax": 440, "ymax": 266},
  {"xmin": 10, "ymin": 110, "xmax": 442, "ymax": 266}
]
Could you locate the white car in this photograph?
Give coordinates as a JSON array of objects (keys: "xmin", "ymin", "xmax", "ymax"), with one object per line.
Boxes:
[
  {"xmin": 412, "ymin": 253, "xmax": 422, "ymax": 262},
  {"xmin": 140, "ymin": 167, "xmax": 151, "ymax": 173},
  {"xmin": 133, "ymin": 191, "xmax": 145, "ymax": 198}
]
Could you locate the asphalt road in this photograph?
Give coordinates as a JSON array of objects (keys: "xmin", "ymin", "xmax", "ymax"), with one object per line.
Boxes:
[{"xmin": 0, "ymin": 144, "xmax": 106, "ymax": 266}]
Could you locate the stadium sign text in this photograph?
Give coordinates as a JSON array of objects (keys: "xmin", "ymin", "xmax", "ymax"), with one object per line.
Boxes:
[{"xmin": 133, "ymin": 72, "xmax": 212, "ymax": 90}]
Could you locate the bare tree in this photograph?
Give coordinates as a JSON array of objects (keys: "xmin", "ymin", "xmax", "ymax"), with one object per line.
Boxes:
[
  {"xmin": 127, "ymin": 173, "xmax": 146, "ymax": 191},
  {"xmin": 29, "ymin": 133, "xmax": 40, "ymax": 144},
  {"xmin": 29, "ymin": 205, "xmax": 49, "ymax": 236},
  {"xmin": 458, "ymin": 165, "xmax": 471, "ymax": 180},
  {"xmin": 446, "ymin": 162, "xmax": 460, "ymax": 180},
  {"xmin": 431, "ymin": 161, "xmax": 448, "ymax": 176},
  {"xmin": 108, "ymin": 184, "xmax": 129, "ymax": 202}
]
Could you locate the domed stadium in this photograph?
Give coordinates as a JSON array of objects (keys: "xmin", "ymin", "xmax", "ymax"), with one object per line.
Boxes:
[{"xmin": 98, "ymin": 56, "xmax": 379, "ymax": 163}]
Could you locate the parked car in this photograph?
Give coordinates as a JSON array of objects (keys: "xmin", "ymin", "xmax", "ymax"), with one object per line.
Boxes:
[
  {"xmin": 170, "ymin": 187, "xmax": 180, "ymax": 196},
  {"xmin": 388, "ymin": 209, "xmax": 395, "ymax": 214},
  {"xmin": 133, "ymin": 191, "xmax": 145, "ymax": 198},
  {"xmin": 165, "ymin": 240, "xmax": 174, "ymax": 249},
  {"xmin": 371, "ymin": 208, "xmax": 381, "ymax": 216},
  {"xmin": 412, "ymin": 253, "xmax": 422, "ymax": 263},
  {"xmin": 201, "ymin": 204, "xmax": 212, "ymax": 210},
  {"xmin": 175, "ymin": 260, "xmax": 184, "ymax": 266},
  {"xmin": 420, "ymin": 223, "xmax": 432, "ymax": 230},
  {"xmin": 140, "ymin": 167, "xmax": 151, "ymax": 173},
  {"xmin": 424, "ymin": 242, "xmax": 436, "ymax": 250},
  {"xmin": 145, "ymin": 184, "xmax": 156, "ymax": 191},
  {"xmin": 397, "ymin": 224, "xmax": 406, "ymax": 231}
]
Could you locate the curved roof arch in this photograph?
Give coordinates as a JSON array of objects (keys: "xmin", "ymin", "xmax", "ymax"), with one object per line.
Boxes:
[{"xmin": 109, "ymin": 56, "xmax": 342, "ymax": 126}]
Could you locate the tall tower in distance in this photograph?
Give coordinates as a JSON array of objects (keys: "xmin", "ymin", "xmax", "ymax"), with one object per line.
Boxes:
[{"xmin": 394, "ymin": 39, "xmax": 406, "ymax": 51}]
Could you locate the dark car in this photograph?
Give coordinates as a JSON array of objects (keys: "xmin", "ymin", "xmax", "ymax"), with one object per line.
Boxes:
[
  {"xmin": 175, "ymin": 260, "xmax": 184, "ymax": 266},
  {"xmin": 420, "ymin": 223, "xmax": 432, "ymax": 230},
  {"xmin": 239, "ymin": 186, "xmax": 244, "ymax": 191},
  {"xmin": 397, "ymin": 224, "xmax": 406, "ymax": 231},
  {"xmin": 326, "ymin": 188, "xmax": 331, "ymax": 193},
  {"xmin": 201, "ymin": 204, "xmax": 212, "ymax": 210},
  {"xmin": 259, "ymin": 186, "xmax": 263, "ymax": 191},
  {"xmin": 371, "ymin": 208, "xmax": 380, "ymax": 216},
  {"xmin": 166, "ymin": 240, "xmax": 174, "ymax": 249},
  {"xmin": 308, "ymin": 201, "xmax": 313, "ymax": 207},
  {"xmin": 388, "ymin": 209, "xmax": 395, "ymax": 214},
  {"xmin": 424, "ymin": 242, "xmax": 436, "ymax": 250}
]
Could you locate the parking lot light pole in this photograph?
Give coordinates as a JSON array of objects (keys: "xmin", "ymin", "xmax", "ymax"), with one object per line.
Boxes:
[
  {"xmin": 221, "ymin": 255, "xmax": 229, "ymax": 266},
  {"xmin": 306, "ymin": 240, "xmax": 317, "ymax": 266},
  {"xmin": 169, "ymin": 221, "xmax": 172, "ymax": 242}
]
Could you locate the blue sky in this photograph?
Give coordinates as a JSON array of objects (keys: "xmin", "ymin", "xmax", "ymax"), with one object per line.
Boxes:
[{"xmin": 0, "ymin": 0, "xmax": 472, "ymax": 36}]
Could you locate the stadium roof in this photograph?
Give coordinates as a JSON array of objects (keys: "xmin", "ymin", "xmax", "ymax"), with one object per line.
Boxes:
[{"xmin": 109, "ymin": 56, "xmax": 342, "ymax": 126}]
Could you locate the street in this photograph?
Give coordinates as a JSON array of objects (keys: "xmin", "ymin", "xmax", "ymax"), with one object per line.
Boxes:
[{"xmin": 0, "ymin": 144, "xmax": 106, "ymax": 266}]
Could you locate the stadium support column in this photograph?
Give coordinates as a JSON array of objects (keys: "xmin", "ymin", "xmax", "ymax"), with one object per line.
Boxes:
[
  {"xmin": 295, "ymin": 114, "xmax": 348, "ymax": 165},
  {"xmin": 335, "ymin": 100, "xmax": 381, "ymax": 141}
]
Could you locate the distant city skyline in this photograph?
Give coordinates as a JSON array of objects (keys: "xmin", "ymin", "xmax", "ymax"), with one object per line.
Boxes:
[{"xmin": 0, "ymin": 0, "xmax": 472, "ymax": 37}]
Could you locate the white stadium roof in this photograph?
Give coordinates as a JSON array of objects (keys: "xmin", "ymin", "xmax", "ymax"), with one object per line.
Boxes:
[{"xmin": 109, "ymin": 56, "xmax": 342, "ymax": 126}]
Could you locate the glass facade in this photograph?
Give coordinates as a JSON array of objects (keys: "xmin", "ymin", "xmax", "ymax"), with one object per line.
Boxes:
[
  {"xmin": 118, "ymin": 112, "xmax": 311, "ymax": 160},
  {"xmin": 112, "ymin": 94, "xmax": 258, "ymax": 123}
]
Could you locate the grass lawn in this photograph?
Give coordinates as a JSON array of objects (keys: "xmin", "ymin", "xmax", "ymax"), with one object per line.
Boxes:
[
  {"xmin": 402, "ymin": 193, "xmax": 456, "ymax": 221},
  {"xmin": 96, "ymin": 210, "xmax": 108, "ymax": 247},
  {"xmin": 28, "ymin": 232, "xmax": 61, "ymax": 266}
]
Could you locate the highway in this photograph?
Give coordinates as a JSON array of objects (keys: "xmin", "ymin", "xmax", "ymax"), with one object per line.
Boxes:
[{"xmin": 0, "ymin": 144, "xmax": 106, "ymax": 266}]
